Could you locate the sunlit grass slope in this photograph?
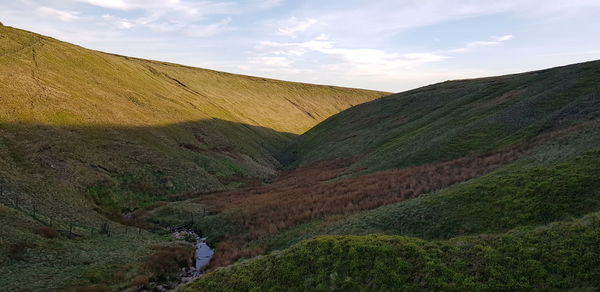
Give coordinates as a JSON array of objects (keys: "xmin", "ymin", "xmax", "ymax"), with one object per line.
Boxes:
[
  {"xmin": 284, "ymin": 60, "xmax": 600, "ymax": 174},
  {"xmin": 0, "ymin": 25, "xmax": 385, "ymax": 216}
]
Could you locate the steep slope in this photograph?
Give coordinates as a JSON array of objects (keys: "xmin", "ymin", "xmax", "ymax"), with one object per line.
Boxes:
[
  {"xmin": 0, "ymin": 25, "xmax": 385, "ymax": 291},
  {"xmin": 283, "ymin": 60, "xmax": 600, "ymax": 174},
  {"xmin": 180, "ymin": 61, "xmax": 600, "ymax": 269},
  {"xmin": 0, "ymin": 25, "xmax": 386, "ymax": 216},
  {"xmin": 181, "ymin": 212, "xmax": 600, "ymax": 291}
]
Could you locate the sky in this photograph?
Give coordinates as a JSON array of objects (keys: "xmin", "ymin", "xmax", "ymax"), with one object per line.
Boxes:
[{"xmin": 2, "ymin": 0, "xmax": 600, "ymax": 92}]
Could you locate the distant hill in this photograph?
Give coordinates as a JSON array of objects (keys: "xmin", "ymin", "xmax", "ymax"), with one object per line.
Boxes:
[
  {"xmin": 0, "ymin": 25, "xmax": 386, "ymax": 217},
  {"xmin": 283, "ymin": 60, "xmax": 600, "ymax": 175}
]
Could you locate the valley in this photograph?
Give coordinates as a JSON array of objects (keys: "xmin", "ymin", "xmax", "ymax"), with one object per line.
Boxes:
[{"xmin": 1, "ymin": 24, "xmax": 599, "ymax": 291}]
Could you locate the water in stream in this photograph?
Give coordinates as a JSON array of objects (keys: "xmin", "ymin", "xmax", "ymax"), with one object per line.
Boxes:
[
  {"xmin": 193, "ymin": 238, "xmax": 214, "ymax": 276},
  {"xmin": 170, "ymin": 229, "xmax": 215, "ymax": 289},
  {"xmin": 143, "ymin": 229, "xmax": 215, "ymax": 291}
]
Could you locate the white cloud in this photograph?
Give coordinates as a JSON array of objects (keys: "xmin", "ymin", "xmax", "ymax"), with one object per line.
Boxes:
[
  {"xmin": 493, "ymin": 35, "xmax": 513, "ymax": 41},
  {"xmin": 277, "ymin": 17, "xmax": 318, "ymax": 37},
  {"xmin": 75, "ymin": 0, "xmax": 129, "ymax": 10},
  {"xmin": 256, "ymin": 35, "xmax": 446, "ymax": 66},
  {"xmin": 255, "ymin": 0, "xmax": 282, "ymax": 9},
  {"xmin": 186, "ymin": 17, "xmax": 233, "ymax": 37},
  {"xmin": 249, "ymin": 56, "xmax": 293, "ymax": 67},
  {"xmin": 100, "ymin": 13, "xmax": 233, "ymax": 37},
  {"xmin": 249, "ymin": 34, "xmax": 448, "ymax": 80},
  {"xmin": 36, "ymin": 6, "xmax": 79, "ymax": 22},
  {"xmin": 450, "ymin": 35, "xmax": 513, "ymax": 53},
  {"xmin": 101, "ymin": 14, "xmax": 134, "ymax": 29},
  {"xmin": 74, "ymin": 0, "xmax": 237, "ymax": 17}
]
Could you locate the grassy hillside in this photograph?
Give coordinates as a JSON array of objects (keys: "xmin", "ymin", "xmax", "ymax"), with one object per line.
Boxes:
[
  {"xmin": 0, "ymin": 204, "xmax": 191, "ymax": 291},
  {"xmin": 262, "ymin": 139, "xmax": 600, "ymax": 251},
  {"xmin": 0, "ymin": 26, "xmax": 384, "ymax": 291},
  {"xmin": 180, "ymin": 212, "xmax": 600, "ymax": 291},
  {"xmin": 283, "ymin": 60, "xmax": 600, "ymax": 174},
  {"xmin": 0, "ymin": 25, "xmax": 385, "ymax": 216},
  {"xmin": 175, "ymin": 60, "xmax": 600, "ymax": 275}
]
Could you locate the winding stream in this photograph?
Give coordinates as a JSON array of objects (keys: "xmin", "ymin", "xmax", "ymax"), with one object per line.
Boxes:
[
  {"xmin": 162, "ymin": 229, "xmax": 214, "ymax": 291},
  {"xmin": 193, "ymin": 238, "xmax": 214, "ymax": 276}
]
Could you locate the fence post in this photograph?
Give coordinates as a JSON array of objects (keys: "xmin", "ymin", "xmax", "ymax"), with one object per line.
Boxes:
[
  {"xmin": 69, "ymin": 223, "xmax": 73, "ymax": 237},
  {"xmin": 125, "ymin": 225, "xmax": 128, "ymax": 235}
]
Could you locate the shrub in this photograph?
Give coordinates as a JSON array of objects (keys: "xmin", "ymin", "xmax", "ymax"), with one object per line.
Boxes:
[
  {"xmin": 199, "ymin": 146, "xmax": 522, "ymax": 267},
  {"xmin": 143, "ymin": 244, "xmax": 194, "ymax": 282},
  {"xmin": 129, "ymin": 275, "xmax": 149, "ymax": 290},
  {"xmin": 7, "ymin": 242, "xmax": 34, "ymax": 261},
  {"xmin": 34, "ymin": 226, "xmax": 60, "ymax": 239},
  {"xmin": 69, "ymin": 286, "xmax": 108, "ymax": 292}
]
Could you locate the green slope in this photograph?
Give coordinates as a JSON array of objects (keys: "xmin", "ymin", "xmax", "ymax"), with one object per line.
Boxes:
[
  {"xmin": 263, "ymin": 142, "xmax": 600, "ymax": 251},
  {"xmin": 179, "ymin": 60, "xmax": 600, "ymax": 291},
  {"xmin": 0, "ymin": 26, "xmax": 385, "ymax": 291},
  {"xmin": 283, "ymin": 60, "xmax": 600, "ymax": 174},
  {"xmin": 180, "ymin": 212, "xmax": 600, "ymax": 291},
  {"xmin": 0, "ymin": 25, "xmax": 385, "ymax": 216}
]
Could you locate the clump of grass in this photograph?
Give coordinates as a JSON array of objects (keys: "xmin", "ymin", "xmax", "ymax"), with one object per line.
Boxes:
[
  {"xmin": 69, "ymin": 286, "xmax": 109, "ymax": 292},
  {"xmin": 143, "ymin": 244, "xmax": 195, "ymax": 282},
  {"xmin": 180, "ymin": 212, "xmax": 600, "ymax": 291},
  {"xmin": 34, "ymin": 226, "xmax": 60, "ymax": 239},
  {"xmin": 129, "ymin": 275, "xmax": 149, "ymax": 291},
  {"xmin": 7, "ymin": 241, "xmax": 34, "ymax": 261}
]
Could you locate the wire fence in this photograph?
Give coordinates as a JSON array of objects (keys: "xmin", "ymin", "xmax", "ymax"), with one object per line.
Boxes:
[{"xmin": 0, "ymin": 185, "xmax": 156, "ymax": 239}]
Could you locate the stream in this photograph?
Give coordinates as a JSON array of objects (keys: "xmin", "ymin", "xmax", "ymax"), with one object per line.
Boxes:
[
  {"xmin": 193, "ymin": 239, "xmax": 214, "ymax": 277},
  {"xmin": 174, "ymin": 229, "xmax": 214, "ymax": 280},
  {"xmin": 150, "ymin": 229, "xmax": 214, "ymax": 291}
]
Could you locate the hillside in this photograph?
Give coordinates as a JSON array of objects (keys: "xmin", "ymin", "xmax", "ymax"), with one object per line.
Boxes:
[
  {"xmin": 181, "ymin": 212, "xmax": 600, "ymax": 291},
  {"xmin": 183, "ymin": 121, "xmax": 600, "ymax": 291},
  {"xmin": 3, "ymin": 24, "xmax": 600, "ymax": 291},
  {"xmin": 179, "ymin": 60, "xmax": 600, "ymax": 271},
  {"xmin": 283, "ymin": 60, "xmax": 600, "ymax": 174},
  {"xmin": 0, "ymin": 26, "xmax": 385, "ymax": 290},
  {"xmin": 0, "ymin": 25, "xmax": 385, "ymax": 216}
]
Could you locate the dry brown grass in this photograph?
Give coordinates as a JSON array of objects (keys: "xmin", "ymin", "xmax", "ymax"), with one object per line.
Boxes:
[
  {"xmin": 33, "ymin": 226, "xmax": 60, "ymax": 238},
  {"xmin": 143, "ymin": 244, "xmax": 194, "ymax": 282},
  {"xmin": 69, "ymin": 286, "xmax": 109, "ymax": 292},
  {"xmin": 199, "ymin": 146, "xmax": 525, "ymax": 267},
  {"xmin": 129, "ymin": 275, "xmax": 149, "ymax": 290},
  {"xmin": 7, "ymin": 241, "xmax": 34, "ymax": 261}
]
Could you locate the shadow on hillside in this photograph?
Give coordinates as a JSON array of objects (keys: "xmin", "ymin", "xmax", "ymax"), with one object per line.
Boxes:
[{"xmin": 0, "ymin": 118, "xmax": 297, "ymax": 216}]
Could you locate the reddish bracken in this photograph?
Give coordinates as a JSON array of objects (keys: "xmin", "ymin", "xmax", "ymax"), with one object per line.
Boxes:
[{"xmin": 199, "ymin": 145, "xmax": 526, "ymax": 268}]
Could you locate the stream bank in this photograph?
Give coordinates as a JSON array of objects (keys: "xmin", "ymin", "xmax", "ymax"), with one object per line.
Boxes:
[{"xmin": 146, "ymin": 228, "xmax": 214, "ymax": 291}]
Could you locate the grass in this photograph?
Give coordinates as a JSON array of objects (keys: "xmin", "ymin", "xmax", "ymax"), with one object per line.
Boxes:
[
  {"xmin": 0, "ymin": 25, "xmax": 384, "ymax": 291},
  {"xmin": 179, "ymin": 212, "xmax": 600, "ymax": 291},
  {"xmin": 283, "ymin": 60, "xmax": 600, "ymax": 175},
  {"xmin": 254, "ymin": 144, "xmax": 600, "ymax": 253},
  {"xmin": 192, "ymin": 147, "xmax": 522, "ymax": 267},
  {"xmin": 0, "ymin": 203, "xmax": 194, "ymax": 291},
  {"xmin": 0, "ymin": 24, "xmax": 384, "ymax": 219},
  {"xmin": 3, "ymin": 24, "xmax": 600, "ymax": 291}
]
